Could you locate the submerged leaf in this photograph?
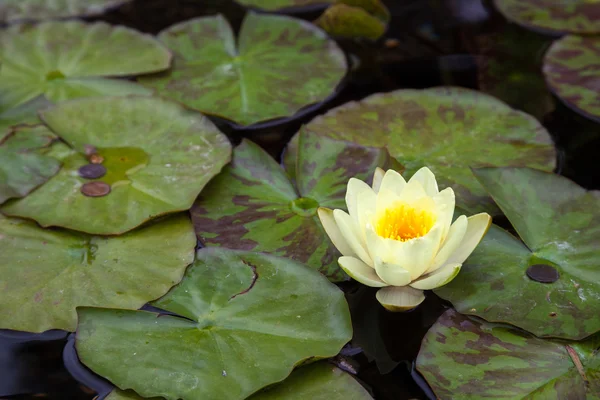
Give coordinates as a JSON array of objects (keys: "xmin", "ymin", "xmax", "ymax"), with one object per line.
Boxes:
[{"xmin": 315, "ymin": 3, "xmax": 387, "ymax": 41}]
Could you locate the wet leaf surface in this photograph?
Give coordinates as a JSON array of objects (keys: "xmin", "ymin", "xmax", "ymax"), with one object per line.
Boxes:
[
  {"xmin": 284, "ymin": 87, "xmax": 556, "ymax": 215},
  {"xmin": 191, "ymin": 131, "xmax": 401, "ymax": 281},
  {"xmin": 543, "ymin": 34, "xmax": 600, "ymax": 122},
  {"xmin": 0, "ymin": 95, "xmax": 51, "ymax": 134},
  {"xmin": 0, "ymin": 213, "xmax": 195, "ymax": 332},
  {"xmin": 76, "ymin": 248, "xmax": 352, "ymax": 400},
  {"xmin": 0, "ymin": 21, "xmax": 170, "ymax": 111},
  {"xmin": 435, "ymin": 168, "xmax": 600, "ymax": 340},
  {"xmin": 0, "ymin": 125, "xmax": 61, "ymax": 204},
  {"xmin": 0, "ymin": 0, "xmax": 132, "ymax": 23},
  {"xmin": 417, "ymin": 309, "xmax": 600, "ymax": 399},
  {"xmin": 139, "ymin": 13, "xmax": 346, "ymax": 126},
  {"xmin": 1, "ymin": 96, "xmax": 232, "ymax": 235}
]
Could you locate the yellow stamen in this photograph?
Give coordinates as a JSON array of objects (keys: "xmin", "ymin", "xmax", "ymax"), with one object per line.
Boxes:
[{"xmin": 376, "ymin": 203, "xmax": 435, "ymax": 241}]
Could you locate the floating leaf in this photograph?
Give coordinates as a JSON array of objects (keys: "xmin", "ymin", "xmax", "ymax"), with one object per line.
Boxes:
[
  {"xmin": 1, "ymin": 96, "xmax": 232, "ymax": 235},
  {"xmin": 0, "ymin": 96, "xmax": 51, "ymax": 134},
  {"xmin": 191, "ymin": 131, "xmax": 401, "ymax": 281},
  {"xmin": 76, "ymin": 248, "xmax": 353, "ymax": 400},
  {"xmin": 543, "ymin": 34, "xmax": 600, "ymax": 122},
  {"xmin": 284, "ymin": 87, "xmax": 556, "ymax": 215},
  {"xmin": 0, "ymin": 21, "xmax": 170, "ymax": 110},
  {"xmin": 315, "ymin": 3, "xmax": 387, "ymax": 41},
  {"xmin": 0, "ymin": 213, "xmax": 195, "ymax": 332},
  {"xmin": 493, "ymin": 0, "xmax": 600, "ymax": 34},
  {"xmin": 139, "ymin": 13, "xmax": 346, "ymax": 126},
  {"xmin": 234, "ymin": 0, "xmax": 333, "ymax": 11},
  {"xmin": 0, "ymin": 0, "xmax": 132, "ymax": 23},
  {"xmin": 0, "ymin": 125, "xmax": 60, "ymax": 204},
  {"xmin": 435, "ymin": 167, "xmax": 600, "ymax": 340},
  {"xmin": 416, "ymin": 309, "xmax": 600, "ymax": 399}
]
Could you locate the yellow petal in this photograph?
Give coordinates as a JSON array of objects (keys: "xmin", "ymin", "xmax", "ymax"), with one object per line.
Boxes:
[
  {"xmin": 374, "ymin": 257, "xmax": 412, "ymax": 286},
  {"xmin": 410, "ymin": 263, "xmax": 461, "ymax": 290},
  {"xmin": 446, "ymin": 213, "xmax": 492, "ymax": 264},
  {"xmin": 424, "ymin": 215, "xmax": 467, "ymax": 274},
  {"xmin": 339, "ymin": 256, "xmax": 387, "ymax": 287},
  {"xmin": 346, "ymin": 178, "xmax": 373, "ymax": 221},
  {"xmin": 318, "ymin": 207, "xmax": 356, "ymax": 257},
  {"xmin": 333, "ymin": 209, "xmax": 373, "ymax": 267},
  {"xmin": 408, "ymin": 167, "xmax": 439, "ymax": 196},
  {"xmin": 379, "ymin": 169, "xmax": 406, "ymax": 196},
  {"xmin": 376, "ymin": 286, "xmax": 425, "ymax": 311},
  {"xmin": 372, "ymin": 167, "xmax": 385, "ymax": 193},
  {"xmin": 432, "ymin": 187, "xmax": 455, "ymax": 242}
]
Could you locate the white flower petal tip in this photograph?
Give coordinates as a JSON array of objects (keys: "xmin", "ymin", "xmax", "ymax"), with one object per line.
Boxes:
[
  {"xmin": 374, "ymin": 258, "xmax": 412, "ymax": 286},
  {"xmin": 447, "ymin": 213, "xmax": 492, "ymax": 265},
  {"xmin": 410, "ymin": 263, "xmax": 462, "ymax": 290},
  {"xmin": 339, "ymin": 256, "xmax": 387, "ymax": 287},
  {"xmin": 408, "ymin": 167, "xmax": 439, "ymax": 196},
  {"xmin": 376, "ymin": 286, "xmax": 426, "ymax": 312},
  {"xmin": 372, "ymin": 167, "xmax": 386, "ymax": 193},
  {"xmin": 317, "ymin": 207, "xmax": 356, "ymax": 257},
  {"xmin": 379, "ymin": 169, "xmax": 407, "ymax": 196}
]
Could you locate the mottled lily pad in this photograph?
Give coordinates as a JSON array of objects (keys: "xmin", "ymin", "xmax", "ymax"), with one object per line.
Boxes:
[
  {"xmin": 493, "ymin": 0, "xmax": 600, "ymax": 34},
  {"xmin": 435, "ymin": 168, "xmax": 600, "ymax": 340},
  {"xmin": 0, "ymin": 0, "xmax": 132, "ymax": 23},
  {"xmin": 76, "ymin": 248, "xmax": 352, "ymax": 400},
  {"xmin": 0, "ymin": 213, "xmax": 195, "ymax": 332},
  {"xmin": 416, "ymin": 309, "xmax": 600, "ymax": 399},
  {"xmin": 235, "ymin": 0, "xmax": 332, "ymax": 11},
  {"xmin": 191, "ymin": 131, "xmax": 401, "ymax": 281},
  {"xmin": 284, "ymin": 87, "xmax": 556, "ymax": 215},
  {"xmin": 0, "ymin": 21, "xmax": 170, "ymax": 111},
  {"xmin": 543, "ymin": 34, "xmax": 600, "ymax": 122},
  {"xmin": 0, "ymin": 96, "xmax": 51, "ymax": 134},
  {"xmin": 139, "ymin": 13, "xmax": 346, "ymax": 126},
  {"xmin": 0, "ymin": 125, "xmax": 60, "ymax": 204},
  {"xmin": 1, "ymin": 96, "xmax": 232, "ymax": 235}
]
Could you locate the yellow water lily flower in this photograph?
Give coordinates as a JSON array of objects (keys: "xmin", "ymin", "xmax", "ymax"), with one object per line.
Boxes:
[{"xmin": 318, "ymin": 167, "xmax": 491, "ymax": 311}]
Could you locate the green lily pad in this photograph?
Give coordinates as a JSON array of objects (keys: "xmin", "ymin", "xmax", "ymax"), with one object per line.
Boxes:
[
  {"xmin": 0, "ymin": 213, "xmax": 195, "ymax": 332},
  {"xmin": 235, "ymin": 0, "xmax": 332, "ymax": 11},
  {"xmin": 0, "ymin": 125, "xmax": 61, "ymax": 204},
  {"xmin": 416, "ymin": 309, "xmax": 600, "ymax": 399},
  {"xmin": 0, "ymin": 0, "xmax": 132, "ymax": 23},
  {"xmin": 191, "ymin": 131, "xmax": 401, "ymax": 282},
  {"xmin": 435, "ymin": 167, "xmax": 600, "ymax": 340},
  {"xmin": 493, "ymin": 0, "xmax": 600, "ymax": 34},
  {"xmin": 543, "ymin": 34, "xmax": 600, "ymax": 122},
  {"xmin": 284, "ymin": 87, "xmax": 556, "ymax": 215},
  {"xmin": 315, "ymin": 3, "xmax": 387, "ymax": 41},
  {"xmin": 138, "ymin": 13, "xmax": 346, "ymax": 127},
  {"xmin": 75, "ymin": 248, "xmax": 353, "ymax": 400},
  {"xmin": 0, "ymin": 21, "xmax": 170, "ymax": 111},
  {"xmin": 0, "ymin": 96, "xmax": 51, "ymax": 134},
  {"xmin": 1, "ymin": 96, "xmax": 232, "ymax": 235}
]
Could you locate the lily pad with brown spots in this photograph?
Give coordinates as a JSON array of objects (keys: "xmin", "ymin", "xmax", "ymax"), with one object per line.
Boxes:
[
  {"xmin": 493, "ymin": 0, "xmax": 600, "ymax": 34},
  {"xmin": 235, "ymin": 0, "xmax": 332, "ymax": 11},
  {"xmin": 138, "ymin": 13, "xmax": 346, "ymax": 127},
  {"xmin": 191, "ymin": 130, "xmax": 401, "ymax": 282},
  {"xmin": 1, "ymin": 96, "xmax": 232, "ymax": 235},
  {"xmin": 284, "ymin": 87, "xmax": 556, "ymax": 215},
  {"xmin": 416, "ymin": 309, "xmax": 600, "ymax": 399},
  {"xmin": 435, "ymin": 167, "xmax": 600, "ymax": 340},
  {"xmin": 0, "ymin": 0, "xmax": 132, "ymax": 23},
  {"xmin": 543, "ymin": 34, "xmax": 600, "ymax": 122},
  {"xmin": 75, "ymin": 248, "xmax": 352, "ymax": 400},
  {"xmin": 0, "ymin": 21, "xmax": 170, "ymax": 111}
]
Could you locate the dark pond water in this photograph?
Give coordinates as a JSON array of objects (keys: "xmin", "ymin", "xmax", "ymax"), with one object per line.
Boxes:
[{"xmin": 2, "ymin": 0, "xmax": 599, "ymax": 399}]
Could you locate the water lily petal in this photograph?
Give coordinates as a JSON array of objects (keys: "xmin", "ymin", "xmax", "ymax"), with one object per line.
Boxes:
[
  {"xmin": 379, "ymin": 169, "xmax": 406, "ymax": 196},
  {"xmin": 398, "ymin": 179, "xmax": 428, "ymax": 204},
  {"xmin": 346, "ymin": 178, "xmax": 373, "ymax": 221},
  {"xmin": 376, "ymin": 286, "xmax": 425, "ymax": 311},
  {"xmin": 408, "ymin": 167, "xmax": 439, "ymax": 196},
  {"xmin": 432, "ymin": 187, "xmax": 455, "ymax": 242},
  {"xmin": 372, "ymin": 167, "xmax": 385, "ymax": 193},
  {"xmin": 410, "ymin": 262, "xmax": 461, "ymax": 290},
  {"xmin": 425, "ymin": 215, "xmax": 467, "ymax": 274},
  {"xmin": 334, "ymin": 209, "xmax": 373, "ymax": 267},
  {"xmin": 446, "ymin": 213, "xmax": 492, "ymax": 264},
  {"xmin": 318, "ymin": 207, "xmax": 356, "ymax": 257},
  {"xmin": 339, "ymin": 256, "xmax": 387, "ymax": 287},
  {"xmin": 374, "ymin": 258, "xmax": 412, "ymax": 286},
  {"xmin": 356, "ymin": 189, "xmax": 377, "ymax": 244}
]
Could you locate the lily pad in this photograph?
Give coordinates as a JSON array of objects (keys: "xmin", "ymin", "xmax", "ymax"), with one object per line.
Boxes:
[
  {"xmin": 0, "ymin": 213, "xmax": 195, "ymax": 332},
  {"xmin": 493, "ymin": 0, "xmax": 600, "ymax": 34},
  {"xmin": 1, "ymin": 96, "xmax": 232, "ymax": 235},
  {"xmin": 0, "ymin": 0, "xmax": 132, "ymax": 23},
  {"xmin": 0, "ymin": 125, "xmax": 61, "ymax": 204},
  {"xmin": 416, "ymin": 309, "xmax": 600, "ymax": 399},
  {"xmin": 235, "ymin": 0, "xmax": 332, "ymax": 11},
  {"xmin": 284, "ymin": 87, "xmax": 556, "ymax": 215},
  {"xmin": 0, "ymin": 21, "xmax": 170, "ymax": 111},
  {"xmin": 191, "ymin": 131, "xmax": 401, "ymax": 282},
  {"xmin": 435, "ymin": 167, "xmax": 600, "ymax": 340},
  {"xmin": 543, "ymin": 34, "xmax": 600, "ymax": 122},
  {"xmin": 75, "ymin": 248, "xmax": 353, "ymax": 400},
  {"xmin": 315, "ymin": 3, "xmax": 387, "ymax": 41},
  {"xmin": 138, "ymin": 13, "xmax": 346, "ymax": 127},
  {"xmin": 0, "ymin": 96, "xmax": 51, "ymax": 134}
]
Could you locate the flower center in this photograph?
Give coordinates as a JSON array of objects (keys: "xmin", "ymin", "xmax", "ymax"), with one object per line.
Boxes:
[{"xmin": 376, "ymin": 203, "xmax": 435, "ymax": 241}]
